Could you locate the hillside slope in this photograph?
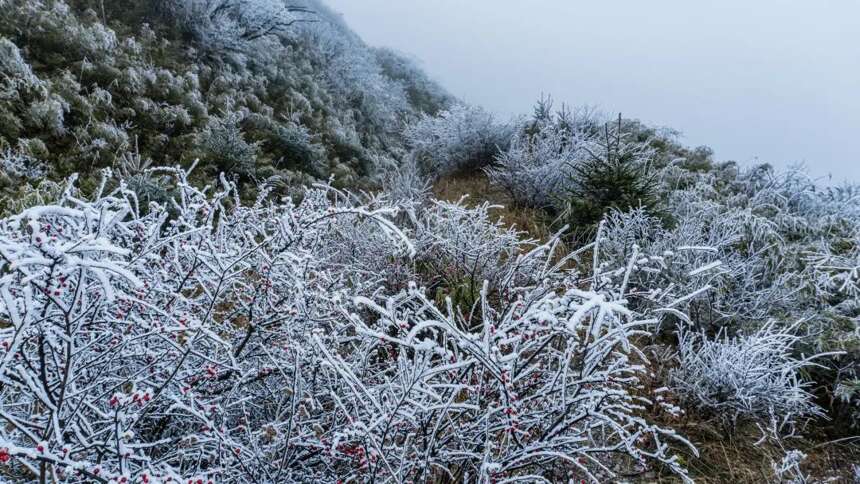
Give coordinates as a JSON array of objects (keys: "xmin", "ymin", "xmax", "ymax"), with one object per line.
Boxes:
[{"xmin": 0, "ymin": 0, "xmax": 452, "ymax": 208}]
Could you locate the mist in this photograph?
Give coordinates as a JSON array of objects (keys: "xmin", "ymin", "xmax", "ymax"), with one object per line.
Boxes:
[{"xmin": 325, "ymin": 0, "xmax": 860, "ymax": 182}]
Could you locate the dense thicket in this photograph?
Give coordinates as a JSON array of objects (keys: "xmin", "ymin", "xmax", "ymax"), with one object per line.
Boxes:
[
  {"xmin": 1, "ymin": 1, "xmax": 858, "ymax": 482},
  {"xmin": 0, "ymin": 166, "xmax": 707, "ymax": 483}
]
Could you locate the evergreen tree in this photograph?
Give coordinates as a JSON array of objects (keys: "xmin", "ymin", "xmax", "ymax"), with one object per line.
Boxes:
[{"xmin": 560, "ymin": 113, "xmax": 660, "ymax": 238}]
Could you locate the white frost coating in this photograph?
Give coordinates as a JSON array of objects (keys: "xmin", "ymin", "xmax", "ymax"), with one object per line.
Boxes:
[
  {"xmin": 0, "ymin": 164, "xmax": 709, "ymax": 482},
  {"xmin": 672, "ymin": 322, "xmax": 831, "ymax": 426},
  {"xmin": 687, "ymin": 260, "xmax": 723, "ymax": 277}
]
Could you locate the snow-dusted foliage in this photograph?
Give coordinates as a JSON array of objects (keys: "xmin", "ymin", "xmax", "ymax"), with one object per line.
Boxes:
[
  {"xmin": 405, "ymin": 104, "xmax": 511, "ymax": 178},
  {"xmin": 804, "ymin": 235, "xmax": 860, "ymax": 300},
  {"xmin": 0, "ymin": 165, "xmax": 410, "ymax": 482},
  {"xmin": 342, "ymin": 276, "xmax": 695, "ymax": 482},
  {"xmin": 599, "ymin": 197, "xmax": 793, "ymax": 329},
  {"xmin": 0, "ymin": 147, "xmax": 46, "ymax": 180},
  {"xmin": 671, "ymin": 323, "xmax": 827, "ymax": 426},
  {"xmin": 487, "ymin": 111, "xmax": 587, "ymax": 209},
  {"xmin": 0, "ymin": 37, "xmax": 41, "ymax": 92},
  {"xmin": 379, "ymin": 154, "xmax": 430, "ymax": 204},
  {"xmin": 414, "ymin": 200, "xmax": 539, "ymax": 304},
  {"xmin": 771, "ymin": 449, "xmax": 810, "ymax": 484},
  {"xmin": 604, "ymin": 164, "xmax": 860, "ymax": 429},
  {"xmin": 197, "ymin": 111, "xmax": 260, "ymax": 176},
  {"xmin": 559, "ymin": 114, "xmax": 660, "ymax": 233},
  {"xmin": 484, "ymin": 102, "xmax": 661, "ymax": 233},
  {"xmin": 167, "ymin": 0, "xmax": 314, "ymax": 55},
  {"xmin": 0, "ymin": 165, "xmax": 700, "ymax": 482}
]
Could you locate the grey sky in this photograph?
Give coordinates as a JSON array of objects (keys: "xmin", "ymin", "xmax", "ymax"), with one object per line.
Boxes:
[{"xmin": 324, "ymin": 0, "xmax": 860, "ymax": 182}]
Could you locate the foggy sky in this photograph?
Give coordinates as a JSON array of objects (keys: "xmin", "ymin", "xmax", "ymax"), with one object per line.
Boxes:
[{"xmin": 324, "ymin": 0, "xmax": 860, "ymax": 182}]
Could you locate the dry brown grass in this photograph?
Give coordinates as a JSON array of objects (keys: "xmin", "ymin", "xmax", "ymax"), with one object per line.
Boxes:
[
  {"xmin": 432, "ymin": 170, "xmax": 557, "ymax": 243},
  {"xmin": 650, "ymin": 421, "xmax": 859, "ymax": 483}
]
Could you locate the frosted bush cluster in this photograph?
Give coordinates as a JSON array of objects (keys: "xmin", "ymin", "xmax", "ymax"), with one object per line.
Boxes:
[
  {"xmin": 168, "ymin": 0, "xmax": 314, "ymax": 55},
  {"xmin": 0, "ymin": 148, "xmax": 46, "ymax": 181},
  {"xmin": 379, "ymin": 154, "xmax": 429, "ymax": 204},
  {"xmin": 406, "ymin": 95, "xmax": 858, "ymax": 437},
  {"xmin": 672, "ymin": 323, "xmax": 826, "ymax": 426},
  {"xmin": 414, "ymin": 200, "xmax": 538, "ymax": 300},
  {"xmin": 600, "ymin": 193, "xmax": 793, "ymax": 328},
  {"xmin": 197, "ymin": 111, "xmax": 260, "ymax": 176},
  {"xmin": 805, "ymin": 237, "xmax": 860, "ymax": 299},
  {"xmin": 405, "ymin": 104, "xmax": 511, "ymax": 177},
  {"xmin": 0, "ymin": 38, "xmax": 40, "ymax": 91},
  {"xmin": 0, "ymin": 165, "xmax": 701, "ymax": 483},
  {"xmin": 484, "ymin": 105, "xmax": 662, "ymax": 240},
  {"xmin": 487, "ymin": 113, "xmax": 585, "ymax": 209}
]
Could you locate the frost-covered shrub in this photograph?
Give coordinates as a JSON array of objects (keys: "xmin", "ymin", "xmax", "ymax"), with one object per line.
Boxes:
[
  {"xmin": 740, "ymin": 167, "xmax": 860, "ymax": 240},
  {"xmin": 73, "ymin": 20, "xmax": 119, "ymax": 60},
  {"xmin": 804, "ymin": 236, "xmax": 860, "ymax": 300},
  {"xmin": 25, "ymin": 97, "xmax": 68, "ymax": 136},
  {"xmin": 91, "ymin": 120, "xmax": 131, "ymax": 150},
  {"xmin": 414, "ymin": 199, "xmax": 539, "ymax": 308},
  {"xmin": 0, "ymin": 147, "xmax": 46, "ymax": 181},
  {"xmin": 0, "ymin": 37, "xmax": 40, "ymax": 89},
  {"xmin": 300, "ymin": 186, "xmax": 417, "ymax": 291},
  {"xmin": 405, "ymin": 104, "xmax": 511, "ymax": 177},
  {"xmin": 607, "ymin": 162, "xmax": 860, "ymax": 429},
  {"xmin": 0, "ymin": 165, "xmax": 412, "ymax": 483},
  {"xmin": 379, "ymin": 154, "xmax": 430, "ymax": 204},
  {"xmin": 341, "ymin": 275, "xmax": 695, "ymax": 482},
  {"xmin": 246, "ymin": 112, "xmax": 324, "ymax": 172},
  {"xmin": 486, "ymin": 98, "xmax": 599, "ymax": 210},
  {"xmin": 114, "ymin": 147, "xmax": 170, "ymax": 207},
  {"xmin": 672, "ymin": 323, "xmax": 827, "ymax": 426},
  {"xmin": 599, "ymin": 182, "xmax": 798, "ymax": 332},
  {"xmin": 598, "ymin": 206, "xmax": 734, "ymax": 325},
  {"xmin": 197, "ymin": 111, "xmax": 260, "ymax": 176},
  {"xmin": 488, "ymin": 117, "xmax": 583, "ymax": 209}
]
